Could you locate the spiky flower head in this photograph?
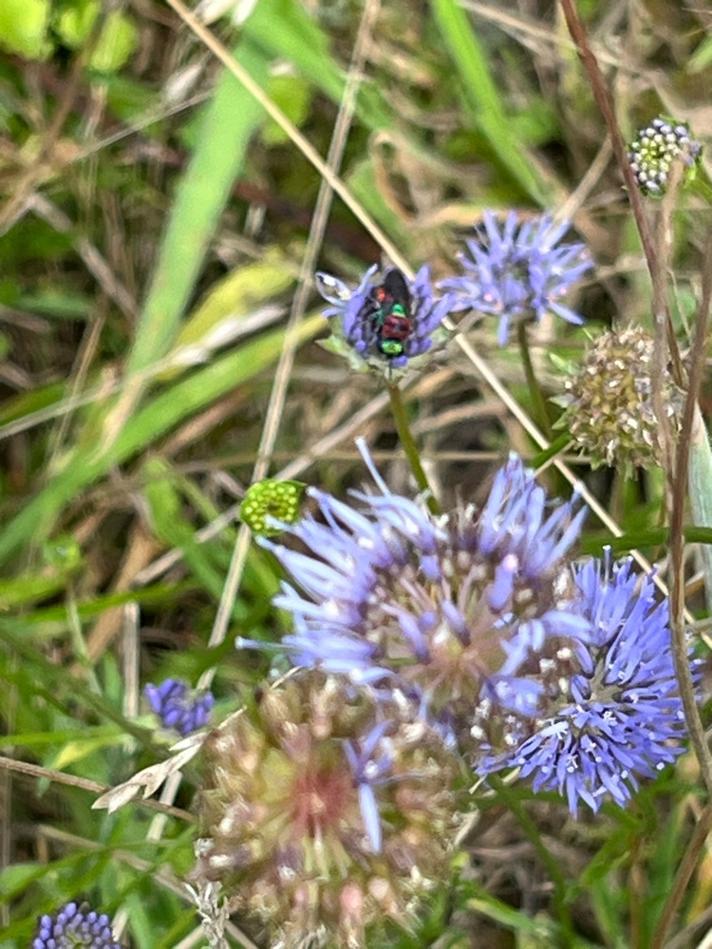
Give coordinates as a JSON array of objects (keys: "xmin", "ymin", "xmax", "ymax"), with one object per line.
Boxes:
[
  {"xmin": 250, "ymin": 442, "xmax": 589, "ymax": 744},
  {"xmin": 193, "ymin": 670, "xmax": 459, "ymax": 948},
  {"xmin": 315, "ymin": 264, "xmax": 452, "ymax": 374},
  {"xmin": 144, "ymin": 678, "xmax": 214, "ymax": 736},
  {"xmin": 628, "ymin": 116, "xmax": 702, "ymax": 197},
  {"xmin": 241, "ymin": 479, "xmax": 306, "ymax": 535},
  {"xmin": 440, "ymin": 211, "xmax": 592, "ymax": 345},
  {"xmin": 474, "ymin": 554, "xmax": 688, "ymax": 813},
  {"xmin": 558, "ymin": 325, "xmax": 681, "ymax": 470},
  {"xmin": 33, "ymin": 902, "xmax": 121, "ymax": 948}
]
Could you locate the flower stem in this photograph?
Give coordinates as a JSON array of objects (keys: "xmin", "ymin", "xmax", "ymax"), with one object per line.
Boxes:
[
  {"xmin": 517, "ymin": 322, "xmax": 553, "ymax": 438},
  {"xmin": 387, "ymin": 383, "xmax": 441, "ymax": 514}
]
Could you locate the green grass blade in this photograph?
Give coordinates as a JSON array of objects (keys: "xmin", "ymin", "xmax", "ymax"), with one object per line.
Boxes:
[
  {"xmin": 243, "ymin": 0, "xmax": 392, "ymax": 130},
  {"xmin": 430, "ymin": 0, "xmax": 547, "ymax": 204},
  {"xmin": 126, "ymin": 41, "xmax": 268, "ymax": 375},
  {"xmin": 689, "ymin": 404, "xmax": 712, "ymax": 613},
  {"xmin": 0, "ymin": 316, "xmax": 322, "ymax": 564}
]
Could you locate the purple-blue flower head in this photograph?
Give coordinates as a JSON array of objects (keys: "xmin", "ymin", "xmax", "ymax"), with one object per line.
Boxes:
[
  {"xmin": 144, "ymin": 678, "xmax": 214, "ymax": 736},
  {"xmin": 33, "ymin": 902, "xmax": 121, "ymax": 948},
  {"xmin": 254, "ymin": 442, "xmax": 588, "ymax": 724},
  {"xmin": 440, "ymin": 211, "xmax": 592, "ymax": 345},
  {"xmin": 475, "ymin": 554, "xmax": 688, "ymax": 813},
  {"xmin": 315, "ymin": 264, "xmax": 452, "ymax": 372}
]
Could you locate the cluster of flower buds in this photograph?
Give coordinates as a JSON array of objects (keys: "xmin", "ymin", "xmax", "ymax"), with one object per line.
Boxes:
[
  {"xmin": 33, "ymin": 902, "xmax": 121, "ymax": 948},
  {"xmin": 628, "ymin": 116, "xmax": 702, "ymax": 196},
  {"xmin": 240, "ymin": 479, "xmax": 306, "ymax": 535},
  {"xmin": 144, "ymin": 677, "xmax": 214, "ymax": 736}
]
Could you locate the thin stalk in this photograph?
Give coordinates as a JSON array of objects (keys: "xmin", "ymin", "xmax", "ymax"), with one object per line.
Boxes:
[
  {"xmin": 668, "ymin": 233, "xmax": 712, "ymax": 793},
  {"xmin": 387, "ymin": 384, "xmax": 441, "ymax": 514},
  {"xmin": 558, "ymin": 0, "xmax": 684, "ymax": 385},
  {"xmin": 651, "ymin": 803, "xmax": 712, "ymax": 949},
  {"xmin": 517, "ymin": 322, "xmax": 552, "ymax": 438},
  {"xmin": 489, "ymin": 775, "xmax": 573, "ymax": 945}
]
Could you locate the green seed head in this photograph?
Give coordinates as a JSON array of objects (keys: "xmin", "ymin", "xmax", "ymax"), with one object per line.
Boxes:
[
  {"xmin": 560, "ymin": 326, "xmax": 682, "ymax": 471},
  {"xmin": 240, "ymin": 480, "xmax": 306, "ymax": 535}
]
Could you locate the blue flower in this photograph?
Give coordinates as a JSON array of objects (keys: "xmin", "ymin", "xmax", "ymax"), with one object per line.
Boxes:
[
  {"xmin": 252, "ymin": 442, "xmax": 588, "ymax": 727},
  {"xmin": 144, "ymin": 678, "xmax": 214, "ymax": 736},
  {"xmin": 33, "ymin": 902, "xmax": 121, "ymax": 948},
  {"xmin": 315, "ymin": 264, "xmax": 452, "ymax": 371},
  {"xmin": 440, "ymin": 211, "xmax": 592, "ymax": 345},
  {"xmin": 475, "ymin": 554, "xmax": 688, "ymax": 813}
]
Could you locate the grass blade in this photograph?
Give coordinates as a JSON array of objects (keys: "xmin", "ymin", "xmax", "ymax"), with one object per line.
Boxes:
[
  {"xmin": 126, "ymin": 41, "xmax": 268, "ymax": 375},
  {"xmin": 430, "ymin": 0, "xmax": 547, "ymax": 204}
]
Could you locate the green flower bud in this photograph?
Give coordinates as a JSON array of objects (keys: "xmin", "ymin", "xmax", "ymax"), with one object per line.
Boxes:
[
  {"xmin": 240, "ymin": 480, "xmax": 306, "ymax": 535},
  {"xmin": 628, "ymin": 116, "xmax": 702, "ymax": 197}
]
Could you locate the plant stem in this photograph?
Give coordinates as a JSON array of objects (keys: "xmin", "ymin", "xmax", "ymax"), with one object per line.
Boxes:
[
  {"xmin": 651, "ymin": 802, "xmax": 712, "ymax": 949},
  {"xmin": 517, "ymin": 322, "xmax": 552, "ymax": 438},
  {"xmin": 489, "ymin": 775, "xmax": 573, "ymax": 945},
  {"xmin": 387, "ymin": 383, "xmax": 441, "ymax": 514},
  {"xmin": 667, "ymin": 232, "xmax": 712, "ymax": 802},
  {"xmin": 530, "ymin": 433, "xmax": 571, "ymax": 469}
]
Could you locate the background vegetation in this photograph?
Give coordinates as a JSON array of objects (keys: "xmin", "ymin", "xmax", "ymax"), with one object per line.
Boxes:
[{"xmin": 1, "ymin": 0, "xmax": 711, "ymax": 946}]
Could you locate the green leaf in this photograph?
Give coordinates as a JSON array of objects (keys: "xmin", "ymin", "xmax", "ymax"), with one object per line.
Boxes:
[
  {"xmin": 689, "ymin": 35, "xmax": 712, "ymax": 73},
  {"xmin": 160, "ymin": 244, "xmax": 296, "ymax": 381},
  {"xmin": 261, "ymin": 74, "xmax": 312, "ymax": 145},
  {"xmin": 55, "ymin": 0, "xmax": 98, "ymax": 46},
  {"xmin": 90, "ymin": 11, "xmax": 138, "ymax": 73},
  {"xmin": 143, "ymin": 457, "xmax": 226, "ymax": 598},
  {"xmin": 0, "ymin": 569, "xmax": 76, "ymax": 610},
  {"xmin": 242, "ymin": 0, "xmax": 393, "ymax": 131},
  {"xmin": 0, "ymin": 0, "xmax": 50, "ymax": 58},
  {"xmin": 51, "ymin": 733, "xmax": 127, "ymax": 770},
  {"xmin": 688, "ymin": 405, "xmax": 712, "ymax": 613}
]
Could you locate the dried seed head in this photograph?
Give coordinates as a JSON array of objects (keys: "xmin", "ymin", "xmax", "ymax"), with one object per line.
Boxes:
[
  {"xmin": 192, "ymin": 671, "xmax": 459, "ymax": 948},
  {"xmin": 560, "ymin": 326, "xmax": 682, "ymax": 470}
]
